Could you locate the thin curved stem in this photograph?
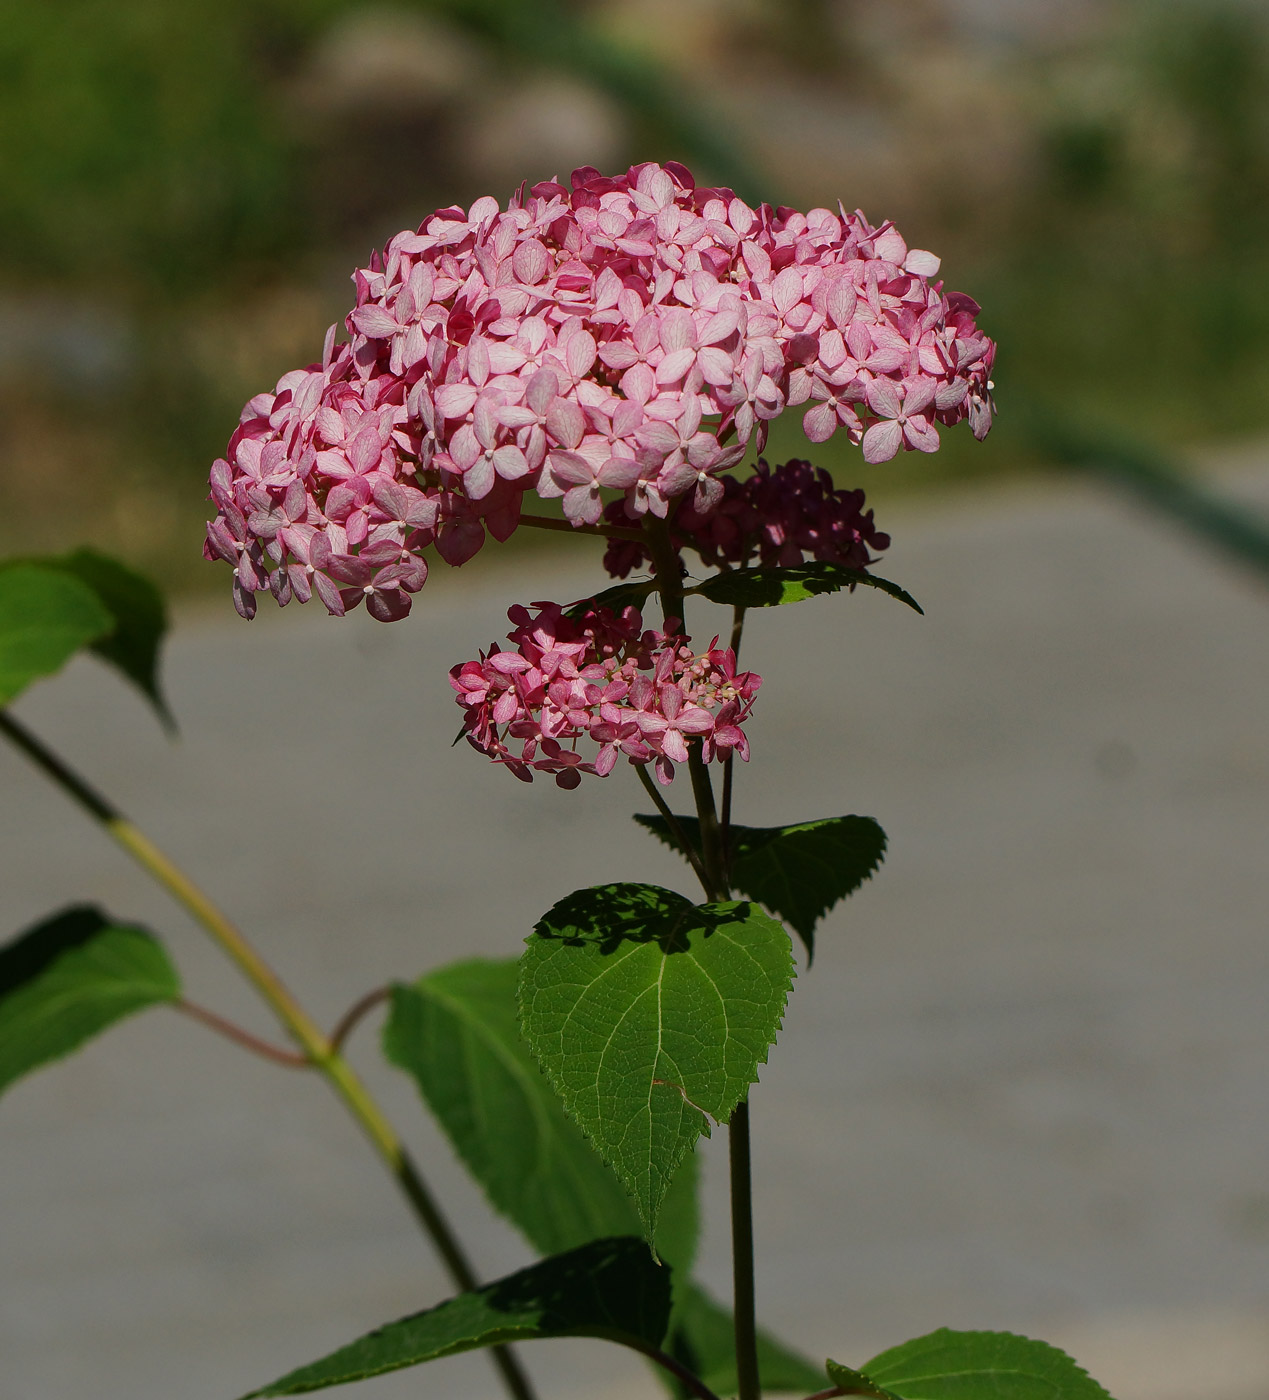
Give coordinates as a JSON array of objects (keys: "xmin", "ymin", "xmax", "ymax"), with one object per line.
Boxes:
[
  {"xmin": 175, "ymin": 999, "xmax": 310, "ymax": 1068},
  {"xmin": 636, "ymin": 763, "xmax": 714, "ymax": 899},
  {"xmin": 0, "ymin": 708, "xmax": 537, "ymax": 1400},
  {"xmin": 519, "ymin": 512, "xmax": 644, "ymax": 542},
  {"xmin": 623, "ymin": 1341, "xmax": 726, "ymax": 1400},
  {"xmin": 330, "ymin": 985, "xmax": 392, "ymax": 1053}
]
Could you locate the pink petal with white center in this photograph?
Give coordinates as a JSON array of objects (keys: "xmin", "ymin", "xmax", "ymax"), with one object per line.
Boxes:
[
  {"xmin": 697, "ymin": 347, "xmax": 736, "ymax": 387},
  {"xmin": 598, "ymin": 456, "xmax": 644, "ymax": 489},
  {"xmin": 464, "ymin": 455, "xmax": 496, "ymax": 500},
  {"xmin": 864, "ymin": 378, "xmax": 903, "ymax": 418},
  {"xmin": 901, "ymin": 378, "xmax": 937, "ymax": 416},
  {"xmin": 904, "ymin": 249, "xmax": 941, "ymax": 276},
  {"xmin": 493, "ymin": 444, "xmax": 530, "ymax": 480},
  {"xmin": 434, "ymin": 383, "xmax": 479, "ymax": 419},
  {"xmin": 903, "ymin": 417, "xmax": 941, "ymax": 453},
  {"xmin": 546, "ymin": 398, "xmax": 586, "ymax": 449},
  {"xmin": 861, "ymin": 419, "xmax": 903, "ymax": 463},
  {"xmin": 446, "ymin": 422, "xmax": 481, "ymax": 471},
  {"xmin": 802, "ymin": 402, "xmax": 839, "ymax": 443},
  {"xmin": 562, "ymin": 484, "xmax": 603, "ymax": 525},
  {"xmin": 350, "ymin": 305, "xmax": 399, "ymax": 337},
  {"xmin": 656, "ymin": 347, "xmax": 696, "ymax": 384}
]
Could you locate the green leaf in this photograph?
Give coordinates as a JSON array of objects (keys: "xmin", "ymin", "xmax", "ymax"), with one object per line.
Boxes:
[
  {"xmin": 0, "ymin": 905, "xmax": 181, "ymax": 1097},
  {"xmin": 53, "ymin": 549, "xmax": 171, "ymax": 725},
  {"xmin": 565, "ymin": 577, "xmax": 659, "ymax": 618},
  {"xmin": 242, "ymin": 1236, "xmax": 672, "ymax": 1398},
  {"xmin": 0, "ymin": 565, "xmax": 113, "ymax": 705},
  {"xmin": 519, "ymin": 883, "xmax": 793, "ymax": 1241},
  {"xmin": 382, "ymin": 958, "xmax": 699, "ymax": 1273},
  {"xmin": 635, "ymin": 814, "xmax": 887, "ymax": 963},
  {"xmin": 686, "ymin": 562, "xmax": 922, "ymax": 613},
  {"xmin": 828, "ymin": 1328, "xmax": 1117, "ymax": 1399},
  {"xmin": 662, "ymin": 1282, "xmax": 825, "ymax": 1397},
  {"xmin": 0, "ymin": 550, "xmax": 171, "ymax": 724}
]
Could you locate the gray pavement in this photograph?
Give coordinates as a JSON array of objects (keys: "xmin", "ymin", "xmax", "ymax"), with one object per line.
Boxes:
[{"xmin": 2, "ymin": 458, "xmax": 1269, "ymax": 1400}]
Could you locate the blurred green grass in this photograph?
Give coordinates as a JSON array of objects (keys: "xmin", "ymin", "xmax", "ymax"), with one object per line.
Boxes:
[{"xmin": 1, "ymin": 0, "xmax": 1267, "ymax": 594}]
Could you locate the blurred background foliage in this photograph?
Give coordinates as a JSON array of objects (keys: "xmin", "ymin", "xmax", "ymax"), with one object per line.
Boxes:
[{"xmin": 1, "ymin": 0, "xmax": 1267, "ymax": 588}]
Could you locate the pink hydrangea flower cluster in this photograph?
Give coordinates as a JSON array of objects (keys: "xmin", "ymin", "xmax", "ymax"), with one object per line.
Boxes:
[
  {"xmin": 206, "ymin": 162, "xmax": 994, "ymax": 621},
  {"xmin": 602, "ymin": 457, "xmax": 890, "ymax": 578},
  {"xmin": 450, "ymin": 602, "xmax": 760, "ymax": 788}
]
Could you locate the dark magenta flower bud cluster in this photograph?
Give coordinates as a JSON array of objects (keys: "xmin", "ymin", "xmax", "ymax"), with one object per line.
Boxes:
[{"xmin": 601, "ymin": 457, "xmax": 891, "ymax": 578}]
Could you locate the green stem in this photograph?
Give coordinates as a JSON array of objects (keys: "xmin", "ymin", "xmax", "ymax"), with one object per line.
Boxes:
[
  {"xmin": 728, "ymin": 1098, "xmax": 761, "ymax": 1400},
  {"xmin": 643, "ymin": 519, "xmax": 760, "ymax": 1399},
  {"xmin": 0, "ymin": 708, "xmax": 537, "ymax": 1400},
  {"xmin": 635, "ymin": 762, "xmax": 714, "ymax": 898},
  {"xmin": 519, "ymin": 512, "xmax": 644, "ymax": 542}
]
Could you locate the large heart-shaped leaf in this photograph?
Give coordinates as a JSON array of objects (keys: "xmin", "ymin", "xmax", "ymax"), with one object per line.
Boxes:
[
  {"xmin": 661, "ymin": 1282, "xmax": 825, "ymax": 1398},
  {"xmin": 636, "ymin": 814, "xmax": 887, "ymax": 962},
  {"xmin": 686, "ymin": 562, "xmax": 922, "ymax": 613},
  {"xmin": 383, "ymin": 957, "xmax": 699, "ymax": 1273},
  {"xmin": 519, "ymin": 883, "xmax": 793, "ymax": 1241},
  {"xmin": 827, "ymin": 1329, "xmax": 1116, "ymax": 1399},
  {"xmin": 0, "ymin": 565, "xmax": 113, "ymax": 705},
  {"xmin": 242, "ymin": 1236, "xmax": 672, "ymax": 1398},
  {"xmin": 0, "ymin": 905, "xmax": 181, "ymax": 1097}
]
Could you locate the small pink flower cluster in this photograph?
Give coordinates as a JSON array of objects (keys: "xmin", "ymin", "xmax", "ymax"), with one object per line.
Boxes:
[
  {"xmin": 206, "ymin": 162, "xmax": 994, "ymax": 620},
  {"xmin": 450, "ymin": 602, "xmax": 760, "ymax": 787},
  {"xmin": 602, "ymin": 457, "xmax": 890, "ymax": 578}
]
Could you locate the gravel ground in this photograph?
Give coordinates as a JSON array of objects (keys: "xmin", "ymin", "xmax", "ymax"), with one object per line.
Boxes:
[{"xmin": 2, "ymin": 459, "xmax": 1268, "ymax": 1400}]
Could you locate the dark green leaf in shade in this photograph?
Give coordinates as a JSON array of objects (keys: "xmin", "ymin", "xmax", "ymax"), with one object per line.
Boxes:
[
  {"xmin": 828, "ymin": 1329, "xmax": 1117, "ymax": 1399},
  {"xmin": 686, "ymin": 562, "xmax": 922, "ymax": 613},
  {"xmin": 659, "ymin": 1282, "xmax": 825, "ymax": 1397},
  {"xmin": 241, "ymin": 1236, "xmax": 672, "ymax": 1398},
  {"xmin": 519, "ymin": 883, "xmax": 793, "ymax": 1241},
  {"xmin": 53, "ymin": 549, "xmax": 172, "ymax": 726},
  {"xmin": 0, "ymin": 905, "xmax": 181, "ymax": 1097},
  {"xmin": 0, "ymin": 565, "xmax": 113, "ymax": 705},
  {"xmin": 0, "ymin": 550, "xmax": 171, "ymax": 724},
  {"xmin": 382, "ymin": 958, "xmax": 698, "ymax": 1273},
  {"xmin": 565, "ymin": 578, "xmax": 659, "ymax": 618},
  {"xmin": 635, "ymin": 814, "xmax": 887, "ymax": 962}
]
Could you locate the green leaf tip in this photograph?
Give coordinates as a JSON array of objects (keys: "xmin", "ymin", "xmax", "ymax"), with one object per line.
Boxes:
[
  {"xmin": 565, "ymin": 577, "xmax": 659, "ymax": 618},
  {"xmin": 0, "ymin": 550, "xmax": 170, "ymax": 723},
  {"xmin": 382, "ymin": 957, "xmax": 699, "ymax": 1274},
  {"xmin": 0, "ymin": 904, "xmax": 181, "ymax": 1098},
  {"xmin": 831, "ymin": 1327, "xmax": 1118, "ymax": 1400},
  {"xmin": 519, "ymin": 882, "xmax": 794, "ymax": 1242},
  {"xmin": 635, "ymin": 814, "xmax": 887, "ymax": 962},
  {"xmin": 241, "ymin": 1236, "xmax": 672, "ymax": 1398},
  {"xmin": 686, "ymin": 562, "xmax": 923, "ymax": 613}
]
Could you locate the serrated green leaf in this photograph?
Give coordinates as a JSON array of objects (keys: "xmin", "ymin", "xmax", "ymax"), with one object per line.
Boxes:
[
  {"xmin": 0, "ymin": 550, "xmax": 171, "ymax": 724},
  {"xmin": 0, "ymin": 565, "xmax": 114, "ymax": 705},
  {"xmin": 242, "ymin": 1236, "xmax": 672, "ymax": 1398},
  {"xmin": 383, "ymin": 958, "xmax": 698, "ymax": 1273},
  {"xmin": 686, "ymin": 562, "xmax": 922, "ymax": 613},
  {"xmin": 826, "ymin": 1359, "xmax": 902, "ymax": 1399},
  {"xmin": 565, "ymin": 577, "xmax": 659, "ymax": 618},
  {"xmin": 830, "ymin": 1328, "xmax": 1117, "ymax": 1400},
  {"xmin": 635, "ymin": 814, "xmax": 887, "ymax": 962},
  {"xmin": 0, "ymin": 905, "xmax": 181, "ymax": 1097},
  {"xmin": 519, "ymin": 883, "xmax": 793, "ymax": 1241},
  {"xmin": 660, "ymin": 1282, "xmax": 825, "ymax": 1397}
]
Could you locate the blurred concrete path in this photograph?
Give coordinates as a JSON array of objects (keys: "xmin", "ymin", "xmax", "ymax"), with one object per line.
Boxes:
[{"xmin": 2, "ymin": 458, "xmax": 1268, "ymax": 1400}]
